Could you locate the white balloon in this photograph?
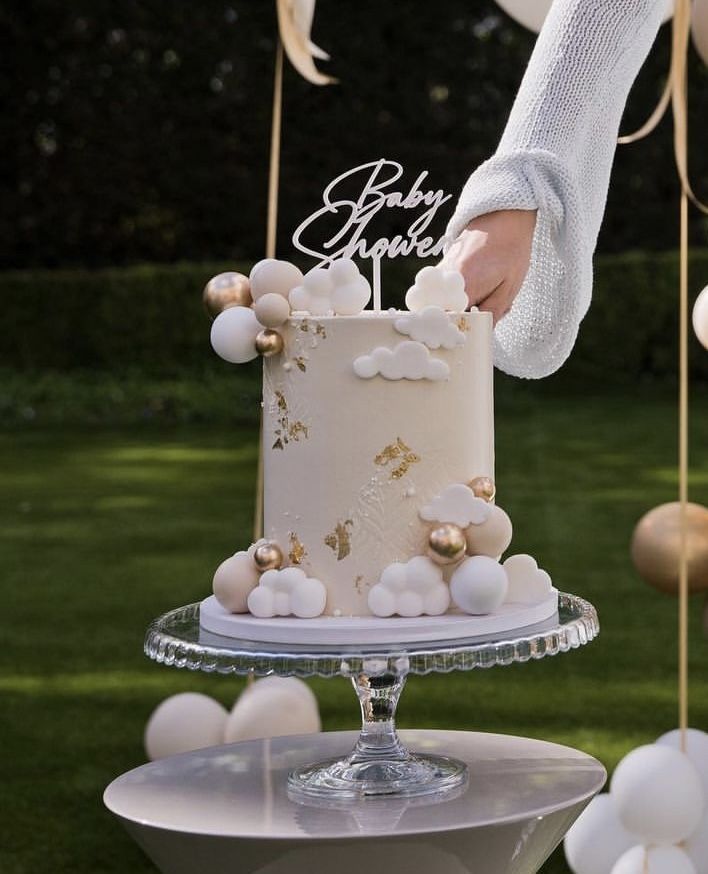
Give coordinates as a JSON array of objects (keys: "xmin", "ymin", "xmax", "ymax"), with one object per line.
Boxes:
[
  {"xmin": 210, "ymin": 305, "xmax": 261, "ymax": 364},
  {"xmin": 564, "ymin": 794, "xmax": 636, "ymax": 874},
  {"xmin": 493, "ymin": 0, "xmax": 673, "ymax": 33},
  {"xmin": 692, "ymin": 0, "xmax": 708, "ymax": 66},
  {"xmin": 144, "ymin": 693, "xmax": 228, "ymax": 761},
  {"xmin": 450, "ymin": 555, "xmax": 508, "ymax": 614},
  {"xmin": 254, "ymin": 292, "xmax": 291, "ymax": 328},
  {"xmin": 610, "ymin": 744, "xmax": 704, "ymax": 844},
  {"xmin": 224, "ymin": 676, "xmax": 321, "ymax": 744},
  {"xmin": 692, "ymin": 285, "xmax": 708, "ymax": 350},
  {"xmin": 250, "ymin": 259, "xmax": 304, "ymax": 301},
  {"xmin": 686, "ymin": 809, "xmax": 708, "ymax": 874},
  {"xmin": 611, "ymin": 844, "xmax": 696, "ymax": 874},
  {"xmin": 656, "ymin": 727, "xmax": 708, "ymax": 794}
]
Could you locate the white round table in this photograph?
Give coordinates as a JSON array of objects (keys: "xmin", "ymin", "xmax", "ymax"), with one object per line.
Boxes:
[{"xmin": 104, "ymin": 729, "xmax": 605, "ymax": 874}]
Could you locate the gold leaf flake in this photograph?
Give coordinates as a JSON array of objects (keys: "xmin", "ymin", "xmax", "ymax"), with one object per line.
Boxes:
[
  {"xmin": 288, "ymin": 532, "xmax": 307, "ymax": 565},
  {"xmin": 315, "ymin": 323, "xmax": 327, "ymax": 339},
  {"xmin": 374, "ymin": 437, "xmax": 421, "ymax": 480},
  {"xmin": 456, "ymin": 316, "xmax": 471, "ymax": 332},
  {"xmin": 275, "ymin": 390, "xmax": 288, "ymax": 412},
  {"xmin": 294, "ymin": 356, "xmax": 307, "ymax": 372},
  {"xmin": 354, "ymin": 574, "xmax": 364, "ymax": 595},
  {"xmin": 288, "ymin": 421, "xmax": 309, "ymax": 441},
  {"xmin": 324, "ymin": 519, "xmax": 354, "ymax": 561}
]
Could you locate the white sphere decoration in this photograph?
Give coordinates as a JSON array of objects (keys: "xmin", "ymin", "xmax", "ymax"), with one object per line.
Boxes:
[
  {"xmin": 249, "ymin": 259, "xmax": 304, "ymax": 301},
  {"xmin": 686, "ymin": 809, "xmax": 708, "ymax": 874},
  {"xmin": 212, "ymin": 551, "xmax": 261, "ymax": 613},
  {"xmin": 210, "ymin": 306, "xmax": 261, "ymax": 364},
  {"xmin": 144, "ymin": 693, "xmax": 228, "ymax": 761},
  {"xmin": 564, "ymin": 794, "xmax": 636, "ymax": 874},
  {"xmin": 610, "ymin": 743, "xmax": 704, "ymax": 844},
  {"xmin": 450, "ymin": 556, "xmax": 508, "ymax": 614},
  {"xmin": 692, "ymin": 285, "xmax": 708, "ymax": 350},
  {"xmin": 465, "ymin": 505, "xmax": 513, "ymax": 557},
  {"xmin": 254, "ymin": 292, "xmax": 291, "ymax": 328},
  {"xmin": 223, "ymin": 676, "xmax": 321, "ymax": 744},
  {"xmin": 656, "ymin": 728, "xmax": 708, "ymax": 794},
  {"xmin": 611, "ymin": 844, "xmax": 697, "ymax": 874},
  {"xmin": 494, "ymin": 0, "xmax": 673, "ymax": 32}
]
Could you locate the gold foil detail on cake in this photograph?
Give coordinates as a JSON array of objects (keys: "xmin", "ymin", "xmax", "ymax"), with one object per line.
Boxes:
[
  {"xmin": 456, "ymin": 316, "xmax": 471, "ymax": 332},
  {"xmin": 374, "ymin": 438, "xmax": 421, "ymax": 480},
  {"xmin": 315, "ymin": 323, "xmax": 327, "ymax": 339},
  {"xmin": 294, "ymin": 356, "xmax": 307, "ymax": 372},
  {"xmin": 354, "ymin": 574, "xmax": 365, "ymax": 595},
  {"xmin": 288, "ymin": 532, "xmax": 307, "ymax": 565},
  {"xmin": 271, "ymin": 391, "xmax": 309, "ymax": 450},
  {"xmin": 324, "ymin": 519, "xmax": 353, "ymax": 561}
]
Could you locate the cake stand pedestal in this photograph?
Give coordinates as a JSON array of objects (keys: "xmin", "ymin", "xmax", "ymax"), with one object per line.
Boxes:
[{"xmin": 141, "ymin": 592, "xmax": 598, "ymax": 800}]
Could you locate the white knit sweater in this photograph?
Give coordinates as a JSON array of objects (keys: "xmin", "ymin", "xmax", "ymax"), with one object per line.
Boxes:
[{"xmin": 446, "ymin": 0, "xmax": 665, "ymax": 378}]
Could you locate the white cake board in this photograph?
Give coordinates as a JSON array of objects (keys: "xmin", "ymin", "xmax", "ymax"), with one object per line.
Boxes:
[{"xmin": 199, "ymin": 591, "xmax": 560, "ymax": 645}]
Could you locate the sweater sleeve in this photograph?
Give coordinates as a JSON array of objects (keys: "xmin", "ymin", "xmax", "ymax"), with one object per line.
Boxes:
[{"xmin": 446, "ymin": 0, "xmax": 665, "ymax": 378}]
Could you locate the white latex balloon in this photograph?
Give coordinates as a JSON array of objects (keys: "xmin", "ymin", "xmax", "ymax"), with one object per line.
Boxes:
[
  {"xmin": 223, "ymin": 676, "xmax": 321, "ymax": 744},
  {"xmin": 692, "ymin": 0, "xmax": 708, "ymax": 66},
  {"xmin": 611, "ymin": 844, "xmax": 696, "ymax": 874},
  {"xmin": 144, "ymin": 693, "xmax": 228, "ymax": 761},
  {"xmin": 656, "ymin": 727, "xmax": 708, "ymax": 794},
  {"xmin": 692, "ymin": 285, "xmax": 708, "ymax": 350},
  {"xmin": 450, "ymin": 555, "xmax": 508, "ymax": 614},
  {"xmin": 250, "ymin": 259, "xmax": 304, "ymax": 301},
  {"xmin": 686, "ymin": 809, "xmax": 708, "ymax": 874},
  {"xmin": 210, "ymin": 305, "xmax": 261, "ymax": 364},
  {"xmin": 610, "ymin": 744, "xmax": 704, "ymax": 844},
  {"xmin": 254, "ymin": 292, "xmax": 291, "ymax": 328},
  {"xmin": 493, "ymin": 0, "xmax": 672, "ymax": 32},
  {"xmin": 564, "ymin": 794, "xmax": 636, "ymax": 874}
]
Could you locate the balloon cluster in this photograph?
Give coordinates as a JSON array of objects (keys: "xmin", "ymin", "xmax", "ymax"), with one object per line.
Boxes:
[
  {"xmin": 144, "ymin": 676, "xmax": 321, "ymax": 761},
  {"xmin": 564, "ymin": 729, "xmax": 708, "ymax": 874}
]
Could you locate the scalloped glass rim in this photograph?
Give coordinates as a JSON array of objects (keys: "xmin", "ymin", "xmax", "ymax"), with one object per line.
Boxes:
[{"xmin": 144, "ymin": 592, "xmax": 599, "ymax": 678}]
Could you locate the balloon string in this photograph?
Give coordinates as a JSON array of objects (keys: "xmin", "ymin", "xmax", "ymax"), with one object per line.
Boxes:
[
  {"xmin": 617, "ymin": 69, "xmax": 672, "ymax": 145},
  {"xmin": 679, "ymin": 185, "xmax": 689, "ymax": 750}
]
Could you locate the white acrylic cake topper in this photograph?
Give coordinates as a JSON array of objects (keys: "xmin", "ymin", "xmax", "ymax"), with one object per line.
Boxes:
[{"xmin": 292, "ymin": 158, "xmax": 452, "ymax": 310}]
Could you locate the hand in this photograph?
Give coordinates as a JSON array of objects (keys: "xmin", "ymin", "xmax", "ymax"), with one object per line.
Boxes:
[{"xmin": 441, "ymin": 209, "xmax": 536, "ymax": 324}]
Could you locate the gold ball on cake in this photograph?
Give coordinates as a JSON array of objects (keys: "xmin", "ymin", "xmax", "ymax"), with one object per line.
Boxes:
[
  {"xmin": 253, "ymin": 541, "xmax": 284, "ymax": 572},
  {"xmin": 468, "ymin": 476, "xmax": 496, "ymax": 502},
  {"xmin": 427, "ymin": 523, "xmax": 467, "ymax": 565},
  {"xmin": 203, "ymin": 272, "xmax": 252, "ymax": 318},
  {"xmin": 630, "ymin": 502, "xmax": 708, "ymax": 594},
  {"xmin": 255, "ymin": 329, "xmax": 284, "ymax": 357}
]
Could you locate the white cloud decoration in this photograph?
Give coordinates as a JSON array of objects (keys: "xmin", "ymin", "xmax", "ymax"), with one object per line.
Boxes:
[
  {"xmin": 247, "ymin": 567, "xmax": 327, "ymax": 618},
  {"xmin": 405, "ymin": 266, "xmax": 468, "ymax": 312},
  {"xmin": 419, "ymin": 483, "xmax": 491, "ymax": 527},
  {"xmin": 503, "ymin": 554, "xmax": 553, "ymax": 604},
  {"xmin": 394, "ymin": 305, "xmax": 466, "ymax": 350},
  {"xmin": 289, "ymin": 258, "xmax": 371, "ymax": 316},
  {"xmin": 368, "ymin": 556, "xmax": 450, "ymax": 617},
  {"xmin": 353, "ymin": 340, "xmax": 450, "ymax": 381}
]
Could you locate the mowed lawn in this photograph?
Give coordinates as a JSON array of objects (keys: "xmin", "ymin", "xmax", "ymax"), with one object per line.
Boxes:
[{"xmin": 2, "ymin": 382, "xmax": 707, "ymax": 873}]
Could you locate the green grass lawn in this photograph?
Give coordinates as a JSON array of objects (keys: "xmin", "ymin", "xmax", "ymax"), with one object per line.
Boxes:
[{"xmin": 1, "ymin": 381, "xmax": 707, "ymax": 873}]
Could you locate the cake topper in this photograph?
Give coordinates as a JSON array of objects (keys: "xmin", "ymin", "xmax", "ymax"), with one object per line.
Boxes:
[{"xmin": 292, "ymin": 158, "xmax": 452, "ymax": 309}]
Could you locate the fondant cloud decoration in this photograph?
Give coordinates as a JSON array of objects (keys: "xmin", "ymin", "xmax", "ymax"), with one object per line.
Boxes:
[
  {"xmin": 247, "ymin": 567, "xmax": 327, "ymax": 618},
  {"xmin": 353, "ymin": 340, "xmax": 449, "ymax": 381},
  {"xmin": 394, "ymin": 306, "xmax": 465, "ymax": 350},
  {"xmin": 420, "ymin": 483, "xmax": 491, "ymax": 528},
  {"xmin": 368, "ymin": 556, "xmax": 450, "ymax": 617},
  {"xmin": 503, "ymin": 554, "xmax": 553, "ymax": 604},
  {"xmin": 289, "ymin": 258, "xmax": 371, "ymax": 316},
  {"xmin": 405, "ymin": 266, "xmax": 468, "ymax": 312}
]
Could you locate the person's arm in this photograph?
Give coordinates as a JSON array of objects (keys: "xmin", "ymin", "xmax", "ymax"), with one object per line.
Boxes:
[{"xmin": 444, "ymin": 0, "xmax": 665, "ymax": 378}]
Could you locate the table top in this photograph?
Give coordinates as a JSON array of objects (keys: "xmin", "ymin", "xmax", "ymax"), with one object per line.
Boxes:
[{"xmin": 104, "ymin": 730, "xmax": 606, "ymax": 840}]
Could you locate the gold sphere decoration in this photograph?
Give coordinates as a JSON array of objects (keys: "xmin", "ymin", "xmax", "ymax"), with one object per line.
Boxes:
[
  {"xmin": 630, "ymin": 501, "xmax": 708, "ymax": 595},
  {"xmin": 253, "ymin": 541, "xmax": 284, "ymax": 572},
  {"xmin": 255, "ymin": 329, "xmax": 284, "ymax": 357},
  {"xmin": 427, "ymin": 523, "xmax": 467, "ymax": 566},
  {"xmin": 203, "ymin": 272, "xmax": 252, "ymax": 319},
  {"xmin": 468, "ymin": 476, "xmax": 496, "ymax": 502}
]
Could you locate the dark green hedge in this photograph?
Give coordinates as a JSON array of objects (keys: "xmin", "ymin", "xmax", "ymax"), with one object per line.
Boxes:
[{"xmin": 2, "ymin": 251, "xmax": 707, "ymax": 382}]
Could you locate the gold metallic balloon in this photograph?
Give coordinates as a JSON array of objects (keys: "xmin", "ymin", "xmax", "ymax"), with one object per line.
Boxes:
[
  {"xmin": 255, "ymin": 329, "xmax": 284, "ymax": 357},
  {"xmin": 253, "ymin": 541, "xmax": 284, "ymax": 572},
  {"xmin": 427, "ymin": 523, "xmax": 467, "ymax": 566},
  {"xmin": 468, "ymin": 476, "xmax": 496, "ymax": 502},
  {"xmin": 630, "ymin": 502, "xmax": 708, "ymax": 595},
  {"xmin": 203, "ymin": 272, "xmax": 252, "ymax": 319}
]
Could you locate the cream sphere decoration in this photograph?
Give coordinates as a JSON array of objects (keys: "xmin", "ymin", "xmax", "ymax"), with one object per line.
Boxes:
[
  {"xmin": 213, "ymin": 551, "xmax": 261, "ymax": 613},
  {"xmin": 249, "ymin": 259, "xmax": 304, "ymax": 301},
  {"xmin": 203, "ymin": 271, "xmax": 252, "ymax": 318},
  {"xmin": 611, "ymin": 845, "xmax": 697, "ymax": 874},
  {"xmin": 630, "ymin": 502, "xmax": 708, "ymax": 594},
  {"xmin": 450, "ymin": 555, "xmax": 508, "ymax": 614},
  {"xmin": 427, "ymin": 523, "xmax": 467, "ymax": 565},
  {"xmin": 210, "ymin": 305, "xmax": 261, "ymax": 364},
  {"xmin": 693, "ymin": 285, "xmax": 708, "ymax": 350},
  {"xmin": 144, "ymin": 693, "xmax": 228, "ymax": 760},
  {"xmin": 223, "ymin": 676, "xmax": 321, "ymax": 744},
  {"xmin": 465, "ymin": 505, "xmax": 513, "ymax": 557},
  {"xmin": 564, "ymin": 794, "xmax": 636, "ymax": 874},
  {"xmin": 610, "ymin": 743, "xmax": 704, "ymax": 844},
  {"xmin": 255, "ymin": 329, "xmax": 285, "ymax": 358},
  {"xmin": 686, "ymin": 809, "xmax": 708, "ymax": 874},
  {"xmin": 253, "ymin": 541, "xmax": 283, "ymax": 572},
  {"xmin": 254, "ymin": 292, "xmax": 291, "ymax": 328}
]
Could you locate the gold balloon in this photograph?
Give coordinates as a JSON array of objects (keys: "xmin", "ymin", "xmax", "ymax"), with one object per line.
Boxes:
[
  {"xmin": 255, "ymin": 329, "xmax": 284, "ymax": 357},
  {"xmin": 203, "ymin": 272, "xmax": 252, "ymax": 319},
  {"xmin": 468, "ymin": 476, "xmax": 496, "ymax": 502},
  {"xmin": 427, "ymin": 523, "xmax": 467, "ymax": 566},
  {"xmin": 630, "ymin": 502, "xmax": 708, "ymax": 595},
  {"xmin": 253, "ymin": 542, "xmax": 284, "ymax": 572}
]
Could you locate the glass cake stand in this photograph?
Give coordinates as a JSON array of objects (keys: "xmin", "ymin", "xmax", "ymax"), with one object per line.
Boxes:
[{"xmin": 144, "ymin": 592, "xmax": 598, "ymax": 801}]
